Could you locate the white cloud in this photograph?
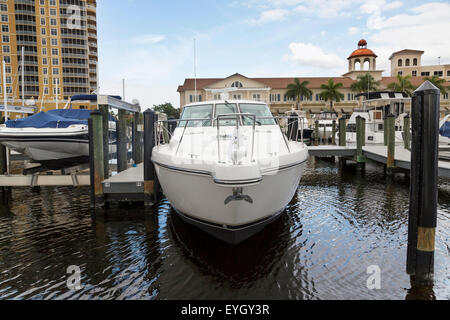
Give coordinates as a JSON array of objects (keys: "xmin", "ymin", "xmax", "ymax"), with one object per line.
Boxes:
[
  {"xmin": 246, "ymin": 9, "xmax": 290, "ymax": 25},
  {"xmin": 131, "ymin": 34, "xmax": 166, "ymax": 45},
  {"xmin": 348, "ymin": 27, "xmax": 359, "ymax": 35},
  {"xmin": 286, "ymin": 42, "xmax": 344, "ymax": 69}
]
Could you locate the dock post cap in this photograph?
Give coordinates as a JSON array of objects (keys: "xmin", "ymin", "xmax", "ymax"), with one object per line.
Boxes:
[
  {"xmin": 144, "ymin": 108, "xmax": 155, "ymax": 114},
  {"xmin": 413, "ymin": 80, "xmax": 440, "ymax": 96},
  {"xmin": 90, "ymin": 110, "xmax": 102, "ymax": 116},
  {"xmin": 387, "ymin": 113, "xmax": 396, "ymax": 118}
]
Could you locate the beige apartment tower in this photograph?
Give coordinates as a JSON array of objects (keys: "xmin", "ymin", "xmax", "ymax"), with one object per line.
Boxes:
[{"xmin": 0, "ymin": 0, "xmax": 98, "ymax": 118}]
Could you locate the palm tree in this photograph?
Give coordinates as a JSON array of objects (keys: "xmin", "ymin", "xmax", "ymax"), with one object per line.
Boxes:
[
  {"xmin": 424, "ymin": 75, "xmax": 448, "ymax": 95},
  {"xmin": 387, "ymin": 75, "xmax": 416, "ymax": 96},
  {"xmin": 285, "ymin": 78, "xmax": 313, "ymax": 111},
  {"xmin": 319, "ymin": 79, "xmax": 344, "ymax": 111},
  {"xmin": 351, "ymin": 73, "xmax": 380, "ymax": 93}
]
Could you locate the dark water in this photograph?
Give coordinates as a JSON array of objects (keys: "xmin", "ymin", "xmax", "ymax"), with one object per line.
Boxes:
[{"xmin": 0, "ymin": 159, "xmax": 449, "ymax": 300}]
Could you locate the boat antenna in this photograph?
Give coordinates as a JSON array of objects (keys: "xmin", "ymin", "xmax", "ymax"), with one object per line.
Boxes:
[
  {"xmin": 21, "ymin": 46, "xmax": 25, "ymax": 109},
  {"xmin": 194, "ymin": 38, "xmax": 197, "ymax": 103}
]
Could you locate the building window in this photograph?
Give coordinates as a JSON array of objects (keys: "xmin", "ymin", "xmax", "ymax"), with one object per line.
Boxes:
[
  {"xmin": 5, "ymin": 66, "xmax": 11, "ymax": 73},
  {"xmin": 231, "ymin": 81, "xmax": 243, "ymax": 88},
  {"xmin": 421, "ymin": 71, "xmax": 430, "ymax": 76},
  {"xmin": 51, "ymin": 29, "xmax": 57, "ymax": 36},
  {"xmin": 232, "ymin": 94, "xmax": 241, "ymax": 100},
  {"xmin": 43, "ymin": 78, "xmax": 48, "ymax": 85},
  {"xmin": 50, "ymin": 18, "xmax": 57, "ymax": 26},
  {"xmin": 44, "ymin": 87, "xmax": 49, "ymax": 95},
  {"xmin": 42, "ymin": 38, "xmax": 47, "ymax": 45},
  {"xmin": 43, "ymin": 58, "xmax": 48, "ymax": 65},
  {"xmin": 3, "ymin": 56, "xmax": 10, "ymax": 64},
  {"xmin": 6, "ymin": 76, "xmax": 11, "ymax": 84},
  {"xmin": 41, "ymin": 28, "xmax": 46, "ymax": 35},
  {"xmin": 50, "ymin": 0, "xmax": 56, "ymax": 5},
  {"xmin": 1, "ymin": 15, "xmax": 8, "ymax": 23},
  {"xmin": 42, "ymin": 48, "xmax": 47, "ymax": 55},
  {"xmin": 412, "ymin": 71, "xmax": 417, "ymax": 77},
  {"xmin": 434, "ymin": 71, "xmax": 443, "ymax": 77},
  {"xmin": 2, "ymin": 35, "xmax": 9, "ymax": 43},
  {"xmin": 50, "ymin": 8, "xmax": 57, "ymax": 16},
  {"xmin": 398, "ymin": 59, "xmax": 402, "ymax": 67},
  {"xmin": 398, "ymin": 71, "xmax": 403, "ymax": 76},
  {"xmin": 2, "ymin": 45, "xmax": 10, "ymax": 53},
  {"xmin": 0, "ymin": 4, "xmax": 7, "ymax": 12},
  {"xmin": 413, "ymin": 58, "xmax": 418, "ymax": 66},
  {"xmin": 253, "ymin": 94, "xmax": 261, "ymax": 101},
  {"xmin": 405, "ymin": 59, "xmax": 410, "ymax": 67},
  {"xmin": 51, "ymin": 48, "xmax": 58, "ymax": 55},
  {"xmin": 443, "ymin": 93, "xmax": 449, "ymax": 100},
  {"xmin": 41, "ymin": 18, "xmax": 46, "ymax": 25},
  {"xmin": 51, "ymin": 38, "xmax": 57, "ymax": 46},
  {"xmin": 52, "ymin": 68, "xmax": 59, "ymax": 74},
  {"xmin": 40, "ymin": 8, "xmax": 45, "ymax": 15},
  {"xmin": 1, "ymin": 25, "xmax": 8, "ymax": 33},
  {"xmin": 43, "ymin": 67, "xmax": 48, "ymax": 75}
]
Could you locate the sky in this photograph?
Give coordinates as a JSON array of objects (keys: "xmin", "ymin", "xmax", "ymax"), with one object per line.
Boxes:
[{"xmin": 96, "ymin": 0, "xmax": 450, "ymax": 109}]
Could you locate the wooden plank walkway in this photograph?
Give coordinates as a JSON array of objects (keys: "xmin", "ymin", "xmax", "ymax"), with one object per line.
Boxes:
[{"xmin": 103, "ymin": 163, "xmax": 144, "ymax": 195}]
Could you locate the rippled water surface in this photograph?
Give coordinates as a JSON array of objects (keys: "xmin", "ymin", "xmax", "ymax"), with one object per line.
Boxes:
[{"xmin": 0, "ymin": 159, "xmax": 449, "ymax": 300}]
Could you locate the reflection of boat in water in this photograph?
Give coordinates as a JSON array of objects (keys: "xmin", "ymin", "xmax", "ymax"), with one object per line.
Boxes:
[
  {"xmin": 337, "ymin": 92, "xmax": 409, "ymax": 145},
  {"xmin": 0, "ymin": 95, "xmax": 117, "ymax": 170},
  {"xmin": 152, "ymin": 100, "xmax": 308, "ymax": 245}
]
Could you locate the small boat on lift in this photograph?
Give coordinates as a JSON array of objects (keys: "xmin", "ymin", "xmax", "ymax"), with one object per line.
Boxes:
[
  {"xmin": 0, "ymin": 95, "xmax": 117, "ymax": 170},
  {"xmin": 311, "ymin": 111, "xmax": 339, "ymax": 140},
  {"xmin": 152, "ymin": 100, "xmax": 309, "ymax": 244},
  {"xmin": 337, "ymin": 91, "xmax": 409, "ymax": 145},
  {"xmin": 439, "ymin": 114, "xmax": 450, "ymax": 145}
]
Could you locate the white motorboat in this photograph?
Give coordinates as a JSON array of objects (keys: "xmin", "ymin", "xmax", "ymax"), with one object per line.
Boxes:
[
  {"xmin": 337, "ymin": 92, "xmax": 409, "ymax": 145},
  {"xmin": 152, "ymin": 100, "xmax": 309, "ymax": 244}
]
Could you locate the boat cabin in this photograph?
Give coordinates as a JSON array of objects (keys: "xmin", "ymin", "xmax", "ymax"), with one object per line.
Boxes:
[{"xmin": 180, "ymin": 100, "xmax": 276, "ymax": 127}]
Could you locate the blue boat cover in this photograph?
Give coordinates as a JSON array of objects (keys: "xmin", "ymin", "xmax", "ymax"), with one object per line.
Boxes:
[
  {"xmin": 6, "ymin": 112, "xmax": 87, "ymax": 129},
  {"xmin": 440, "ymin": 121, "xmax": 450, "ymax": 139}
]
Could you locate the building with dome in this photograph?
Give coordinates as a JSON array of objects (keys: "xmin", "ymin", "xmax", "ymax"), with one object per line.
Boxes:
[{"xmin": 177, "ymin": 40, "xmax": 450, "ymax": 115}]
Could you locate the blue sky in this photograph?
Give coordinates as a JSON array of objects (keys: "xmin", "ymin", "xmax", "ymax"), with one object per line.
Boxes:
[{"xmin": 96, "ymin": 0, "xmax": 450, "ymax": 108}]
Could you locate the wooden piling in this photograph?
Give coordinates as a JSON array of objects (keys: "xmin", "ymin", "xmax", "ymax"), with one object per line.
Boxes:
[
  {"xmin": 404, "ymin": 115, "xmax": 411, "ymax": 151},
  {"xmin": 338, "ymin": 117, "xmax": 346, "ymax": 147},
  {"xmin": 134, "ymin": 113, "xmax": 143, "ymax": 164},
  {"xmin": 356, "ymin": 116, "xmax": 366, "ymax": 166},
  {"xmin": 0, "ymin": 142, "xmax": 7, "ymax": 193},
  {"xmin": 323, "ymin": 121, "xmax": 327, "ymax": 144},
  {"xmin": 117, "ymin": 109, "xmax": 128, "ymax": 173},
  {"xmin": 144, "ymin": 109, "xmax": 156, "ymax": 207},
  {"xmin": 332, "ymin": 120, "xmax": 336, "ymax": 145},
  {"xmin": 386, "ymin": 114, "xmax": 396, "ymax": 171},
  {"xmin": 407, "ymin": 81, "xmax": 440, "ymax": 283},
  {"xmin": 99, "ymin": 105, "xmax": 110, "ymax": 179},
  {"xmin": 314, "ymin": 120, "xmax": 319, "ymax": 146},
  {"xmin": 384, "ymin": 117, "xmax": 388, "ymax": 146},
  {"xmin": 89, "ymin": 111, "xmax": 105, "ymax": 207}
]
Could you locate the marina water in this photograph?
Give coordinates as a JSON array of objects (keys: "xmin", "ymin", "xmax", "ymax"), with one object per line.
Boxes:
[{"xmin": 0, "ymin": 159, "xmax": 448, "ymax": 300}]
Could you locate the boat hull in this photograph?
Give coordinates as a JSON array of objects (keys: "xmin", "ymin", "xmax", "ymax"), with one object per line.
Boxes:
[{"xmin": 154, "ymin": 161, "xmax": 306, "ymax": 244}]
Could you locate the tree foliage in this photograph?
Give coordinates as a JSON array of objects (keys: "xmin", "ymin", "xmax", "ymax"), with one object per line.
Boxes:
[
  {"xmin": 351, "ymin": 73, "xmax": 380, "ymax": 93},
  {"xmin": 285, "ymin": 78, "xmax": 313, "ymax": 111},
  {"xmin": 319, "ymin": 79, "xmax": 344, "ymax": 111},
  {"xmin": 153, "ymin": 103, "xmax": 181, "ymax": 119},
  {"xmin": 387, "ymin": 75, "xmax": 416, "ymax": 96}
]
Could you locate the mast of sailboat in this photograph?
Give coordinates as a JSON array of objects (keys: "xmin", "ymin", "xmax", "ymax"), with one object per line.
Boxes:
[
  {"xmin": 194, "ymin": 38, "xmax": 197, "ymax": 103},
  {"xmin": 96, "ymin": 61, "xmax": 100, "ymax": 110},
  {"xmin": 55, "ymin": 76, "xmax": 59, "ymax": 110},
  {"xmin": 122, "ymin": 78, "xmax": 126, "ymax": 101},
  {"xmin": 2, "ymin": 59, "xmax": 7, "ymax": 122},
  {"xmin": 21, "ymin": 47, "xmax": 25, "ymax": 109}
]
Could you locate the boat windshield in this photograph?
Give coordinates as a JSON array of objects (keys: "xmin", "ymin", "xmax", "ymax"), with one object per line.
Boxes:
[
  {"xmin": 215, "ymin": 103, "xmax": 238, "ymax": 127},
  {"xmin": 240, "ymin": 103, "xmax": 276, "ymax": 126},
  {"xmin": 180, "ymin": 104, "xmax": 213, "ymax": 127}
]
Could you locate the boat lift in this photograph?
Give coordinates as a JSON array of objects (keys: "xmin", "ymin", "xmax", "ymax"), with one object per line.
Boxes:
[{"xmin": 0, "ymin": 95, "xmax": 141, "ymax": 188}]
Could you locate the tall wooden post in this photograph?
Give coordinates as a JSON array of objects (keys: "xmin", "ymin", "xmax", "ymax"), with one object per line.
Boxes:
[
  {"xmin": 134, "ymin": 113, "xmax": 143, "ymax": 164},
  {"xmin": 314, "ymin": 120, "xmax": 319, "ymax": 146},
  {"xmin": 144, "ymin": 109, "xmax": 156, "ymax": 207},
  {"xmin": 384, "ymin": 117, "xmax": 388, "ymax": 146},
  {"xmin": 386, "ymin": 114, "xmax": 396, "ymax": 171},
  {"xmin": 99, "ymin": 105, "xmax": 110, "ymax": 179},
  {"xmin": 404, "ymin": 115, "xmax": 411, "ymax": 151},
  {"xmin": 332, "ymin": 120, "xmax": 336, "ymax": 145},
  {"xmin": 117, "ymin": 109, "xmax": 128, "ymax": 173},
  {"xmin": 338, "ymin": 117, "xmax": 346, "ymax": 147},
  {"xmin": 407, "ymin": 81, "xmax": 440, "ymax": 284},
  {"xmin": 356, "ymin": 116, "xmax": 366, "ymax": 166},
  {"xmin": 0, "ymin": 143, "xmax": 6, "ymax": 193},
  {"xmin": 89, "ymin": 111, "xmax": 105, "ymax": 208}
]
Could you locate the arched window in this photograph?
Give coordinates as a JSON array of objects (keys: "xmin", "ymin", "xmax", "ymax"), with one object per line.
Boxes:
[
  {"xmin": 405, "ymin": 59, "xmax": 410, "ymax": 67},
  {"xmin": 398, "ymin": 59, "xmax": 403, "ymax": 67},
  {"xmin": 354, "ymin": 59, "xmax": 361, "ymax": 71},
  {"xmin": 413, "ymin": 58, "xmax": 418, "ymax": 66},
  {"xmin": 231, "ymin": 81, "xmax": 243, "ymax": 88}
]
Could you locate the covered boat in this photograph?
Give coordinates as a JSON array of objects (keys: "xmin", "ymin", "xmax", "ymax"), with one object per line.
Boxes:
[
  {"xmin": 440, "ymin": 114, "xmax": 450, "ymax": 145},
  {"xmin": 0, "ymin": 109, "xmax": 116, "ymax": 169}
]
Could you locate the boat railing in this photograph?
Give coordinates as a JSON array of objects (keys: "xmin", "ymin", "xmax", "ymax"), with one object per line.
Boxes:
[{"xmin": 154, "ymin": 114, "xmax": 306, "ymax": 163}]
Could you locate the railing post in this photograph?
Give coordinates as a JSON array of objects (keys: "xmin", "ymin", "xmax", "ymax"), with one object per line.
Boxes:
[
  {"xmin": 323, "ymin": 120, "xmax": 327, "ymax": 144},
  {"xmin": 314, "ymin": 120, "xmax": 319, "ymax": 146},
  {"xmin": 339, "ymin": 117, "xmax": 346, "ymax": 147},
  {"xmin": 404, "ymin": 115, "xmax": 411, "ymax": 150},
  {"xmin": 117, "ymin": 109, "xmax": 128, "ymax": 173},
  {"xmin": 99, "ymin": 104, "xmax": 110, "ymax": 179},
  {"xmin": 287, "ymin": 113, "xmax": 298, "ymax": 141},
  {"xmin": 386, "ymin": 114, "xmax": 396, "ymax": 172},
  {"xmin": 356, "ymin": 116, "xmax": 366, "ymax": 167},
  {"xmin": 144, "ymin": 109, "xmax": 156, "ymax": 207},
  {"xmin": 89, "ymin": 111, "xmax": 105, "ymax": 208},
  {"xmin": 407, "ymin": 81, "xmax": 440, "ymax": 284},
  {"xmin": 332, "ymin": 120, "xmax": 336, "ymax": 145}
]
